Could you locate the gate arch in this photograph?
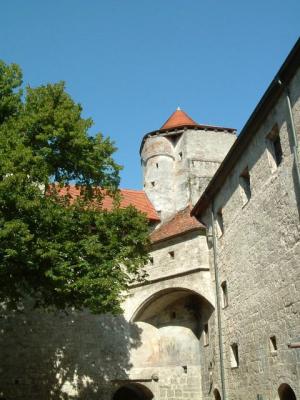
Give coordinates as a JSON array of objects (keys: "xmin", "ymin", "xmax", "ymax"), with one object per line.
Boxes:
[
  {"xmin": 130, "ymin": 287, "xmax": 214, "ymax": 324},
  {"xmin": 113, "ymin": 383, "xmax": 154, "ymax": 400}
]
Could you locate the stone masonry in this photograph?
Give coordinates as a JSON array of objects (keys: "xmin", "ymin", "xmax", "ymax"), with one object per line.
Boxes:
[{"xmin": 0, "ymin": 41, "xmax": 300, "ymax": 400}]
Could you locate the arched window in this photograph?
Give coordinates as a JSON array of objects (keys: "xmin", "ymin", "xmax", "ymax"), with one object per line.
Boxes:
[
  {"xmin": 278, "ymin": 383, "xmax": 297, "ymax": 400},
  {"xmin": 213, "ymin": 388, "xmax": 222, "ymax": 400}
]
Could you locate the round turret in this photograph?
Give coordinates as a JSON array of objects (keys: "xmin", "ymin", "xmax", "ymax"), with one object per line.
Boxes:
[{"xmin": 141, "ymin": 135, "xmax": 176, "ymax": 221}]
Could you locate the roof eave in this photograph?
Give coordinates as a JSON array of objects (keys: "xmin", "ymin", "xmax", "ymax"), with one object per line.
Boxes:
[
  {"xmin": 150, "ymin": 225, "xmax": 206, "ymax": 245},
  {"xmin": 139, "ymin": 124, "xmax": 236, "ymax": 154}
]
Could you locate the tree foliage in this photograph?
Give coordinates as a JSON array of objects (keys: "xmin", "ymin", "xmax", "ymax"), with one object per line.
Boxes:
[{"xmin": 0, "ymin": 60, "xmax": 150, "ymax": 313}]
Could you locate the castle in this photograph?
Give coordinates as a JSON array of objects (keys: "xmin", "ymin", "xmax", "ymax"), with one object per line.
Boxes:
[{"xmin": 0, "ymin": 41, "xmax": 299, "ymax": 400}]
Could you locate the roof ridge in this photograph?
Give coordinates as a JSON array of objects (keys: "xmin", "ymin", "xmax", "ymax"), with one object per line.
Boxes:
[{"xmin": 160, "ymin": 108, "xmax": 198, "ymax": 131}]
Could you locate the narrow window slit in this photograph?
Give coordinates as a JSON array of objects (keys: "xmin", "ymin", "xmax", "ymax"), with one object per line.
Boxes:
[
  {"xmin": 221, "ymin": 281, "xmax": 228, "ymax": 308},
  {"xmin": 270, "ymin": 335, "xmax": 277, "ymax": 353},
  {"xmin": 239, "ymin": 167, "xmax": 251, "ymax": 205},
  {"xmin": 230, "ymin": 343, "xmax": 239, "ymax": 368}
]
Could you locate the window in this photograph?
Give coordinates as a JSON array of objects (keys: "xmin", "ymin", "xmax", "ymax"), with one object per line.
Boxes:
[
  {"xmin": 156, "ymin": 163, "xmax": 159, "ymax": 168},
  {"xmin": 273, "ymin": 136, "xmax": 283, "ymax": 166},
  {"xmin": 149, "ymin": 257, "xmax": 154, "ymax": 265},
  {"xmin": 203, "ymin": 323, "xmax": 209, "ymax": 346},
  {"xmin": 213, "ymin": 389, "xmax": 221, "ymax": 400},
  {"xmin": 168, "ymin": 251, "xmax": 175, "ymax": 259},
  {"xmin": 270, "ymin": 335, "xmax": 277, "ymax": 353},
  {"xmin": 179, "ymin": 152, "xmax": 183, "ymax": 160},
  {"xmin": 230, "ymin": 343, "xmax": 239, "ymax": 368},
  {"xmin": 151, "ymin": 181, "xmax": 155, "ymax": 187},
  {"xmin": 221, "ymin": 281, "xmax": 228, "ymax": 308},
  {"xmin": 267, "ymin": 127, "xmax": 283, "ymax": 171},
  {"xmin": 239, "ymin": 167, "xmax": 251, "ymax": 205},
  {"xmin": 216, "ymin": 209, "xmax": 224, "ymax": 237}
]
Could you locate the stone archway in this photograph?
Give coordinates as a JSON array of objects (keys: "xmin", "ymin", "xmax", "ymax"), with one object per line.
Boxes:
[
  {"xmin": 278, "ymin": 383, "xmax": 297, "ymax": 400},
  {"xmin": 131, "ymin": 287, "xmax": 214, "ymax": 327},
  {"xmin": 123, "ymin": 288, "xmax": 214, "ymax": 400},
  {"xmin": 129, "ymin": 287, "xmax": 214, "ymax": 369},
  {"xmin": 113, "ymin": 383, "xmax": 153, "ymax": 400}
]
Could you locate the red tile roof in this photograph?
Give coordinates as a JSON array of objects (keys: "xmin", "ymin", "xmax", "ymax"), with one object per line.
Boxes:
[
  {"xmin": 56, "ymin": 186, "xmax": 160, "ymax": 222},
  {"xmin": 160, "ymin": 108, "xmax": 199, "ymax": 131},
  {"xmin": 150, "ymin": 207, "xmax": 205, "ymax": 243}
]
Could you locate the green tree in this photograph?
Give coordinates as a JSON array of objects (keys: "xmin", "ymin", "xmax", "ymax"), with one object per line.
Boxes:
[{"xmin": 0, "ymin": 60, "xmax": 149, "ymax": 314}]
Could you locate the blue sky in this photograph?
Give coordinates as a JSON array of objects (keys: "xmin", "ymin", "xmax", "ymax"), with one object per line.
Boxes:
[{"xmin": 1, "ymin": 1, "xmax": 299, "ymax": 189}]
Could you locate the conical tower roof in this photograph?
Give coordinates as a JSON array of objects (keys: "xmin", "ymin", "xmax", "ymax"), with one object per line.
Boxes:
[
  {"xmin": 160, "ymin": 107, "xmax": 199, "ymax": 131},
  {"xmin": 140, "ymin": 108, "xmax": 236, "ymax": 154}
]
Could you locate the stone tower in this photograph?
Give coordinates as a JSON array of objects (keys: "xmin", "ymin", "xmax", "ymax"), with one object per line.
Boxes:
[{"xmin": 140, "ymin": 108, "xmax": 236, "ymax": 222}]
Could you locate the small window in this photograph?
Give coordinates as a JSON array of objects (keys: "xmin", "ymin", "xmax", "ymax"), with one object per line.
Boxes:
[
  {"xmin": 179, "ymin": 152, "xmax": 183, "ymax": 160},
  {"xmin": 151, "ymin": 181, "xmax": 155, "ymax": 187},
  {"xmin": 171, "ymin": 311, "xmax": 176, "ymax": 319},
  {"xmin": 149, "ymin": 257, "xmax": 154, "ymax": 265},
  {"xmin": 267, "ymin": 128, "xmax": 283, "ymax": 170},
  {"xmin": 221, "ymin": 281, "xmax": 228, "ymax": 308},
  {"xmin": 239, "ymin": 167, "xmax": 251, "ymax": 205},
  {"xmin": 230, "ymin": 343, "xmax": 239, "ymax": 368},
  {"xmin": 273, "ymin": 136, "xmax": 283, "ymax": 166},
  {"xmin": 156, "ymin": 163, "xmax": 159, "ymax": 168},
  {"xmin": 270, "ymin": 335, "xmax": 277, "ymax": 353},
  {"xmin": 168, "ymin": 251, "xmax": 175, "ymax": 259},
  {"xmin": 203, "ymin": 323, "xmax": 209, "ymax": 346},
  {"xmin": 216, "ymin": 209, "xmax": 224, "ymax": 237}
]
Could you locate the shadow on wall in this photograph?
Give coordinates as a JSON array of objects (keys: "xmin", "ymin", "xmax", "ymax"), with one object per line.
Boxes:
[{"xmin": 0, "ymin": 302, "xmax": 143, "ymax": 400}]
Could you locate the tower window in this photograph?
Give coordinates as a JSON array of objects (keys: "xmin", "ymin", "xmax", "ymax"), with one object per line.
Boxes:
[
  {"xmin": 168, "ymin": 251, "xmax": 175, "ymax": 259},
  {"xmin": 149, "ymin": 257, "xmax": 154, "ymax": 265},
  {"xmin": 239, "ymin": 167, "xmax": 251, "ymax": 205},
  {"xmin": 230, "ymin": 343, "xmax": 239, "ymax": 368},
  {"xmin": 151, "ymin": 181, "xmax": 155, "ymax": 187},
  {"xmin": 179, "ymin": 152, "xmax": 183, "ymax": 160},
  {"xmin": 221, "ymin": 281, "xmax": 228, "ymax": 308},
  {"xmin": 156, "ymin": 163, "xmax": 159, "ymax": 168}
]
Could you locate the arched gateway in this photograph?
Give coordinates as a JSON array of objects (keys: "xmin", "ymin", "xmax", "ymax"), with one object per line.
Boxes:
[
  {"xmin": 278, "ymin": 384, "xmax": 297, "ymax": 400},
  {"xmin": 113, "ymin": 384, "xmax": 153, "ymax": 400}
]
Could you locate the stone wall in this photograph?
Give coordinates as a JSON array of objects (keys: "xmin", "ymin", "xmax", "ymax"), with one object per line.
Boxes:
[
  {"xmin": 0, "ymin": 229, "xmax": 215, "ymax": 400},
  {"xmin": 200, "ymin": 68, "xmax": 300, "ymax": 400},
  {"xmin": 0, "ymin": 306, "xmax": 139, "ymax": 399}
]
